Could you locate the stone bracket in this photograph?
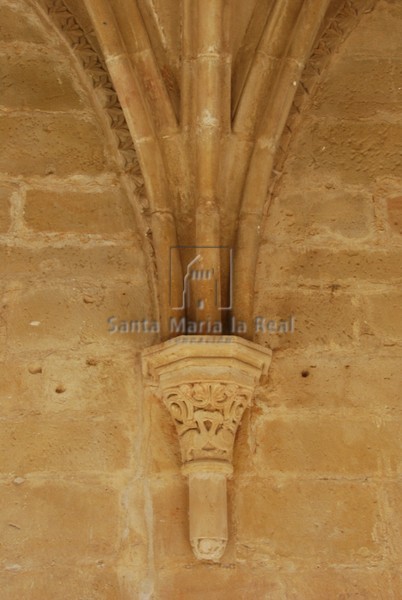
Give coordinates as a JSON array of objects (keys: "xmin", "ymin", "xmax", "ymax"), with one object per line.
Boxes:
[{"xmin": 142, "ymin": 335, "xmax": 272, "ymax": 561}]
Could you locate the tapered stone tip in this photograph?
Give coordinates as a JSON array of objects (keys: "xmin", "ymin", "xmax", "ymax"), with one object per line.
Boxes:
[{"xmin": 191, "ymin": 537, "xmax": 227, "ymax": 562}]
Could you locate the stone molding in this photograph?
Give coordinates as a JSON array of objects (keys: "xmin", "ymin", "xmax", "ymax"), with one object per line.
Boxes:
[
  {"xmin": 142, "ymin": 335, "xmax": 272, "ymax": 561},
  {"xmin": 39, "ymin": 0, "xmax": 377, "ymax": 336},
  {"xmin": 273, "ymin": 0, "xmax": 379, "ymax": 183},
  {"xmin": 42, "ymin": 0, "xmax": 146, "ymax": 198}
]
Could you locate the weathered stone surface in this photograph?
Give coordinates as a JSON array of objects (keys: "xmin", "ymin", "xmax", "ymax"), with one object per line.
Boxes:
[
  {"xmin": 0, "ymin": 244, "xmax": 147, "ymax": 280},
  {"xmin": 0, "ymin": 352, "xmax": 143, "ymax": 420},
  {"xmin": 154, "ymin": 567, "xmax": 283, "ymax": 600},
  {"xmin": 0, "ymin": 418, "xmax": 131, "ymax": 473},
  {"xmin": 391, "ymin": 572, "xmax": 402, "ymax": 600},
  {"xmin": 312, "ymin": 57, "xmax": 402, "ymax": 118},
  {"xmin": 284, "ymin": 570, "xmax": 393, "ymax": 600},
  {"xmin": 362, "ymin": 292, "xmax": 402, "ymax": 340},
  {"xmin": 0, "ymin": 49, "xmax": 85, "ymax": 111},
  {"xmin": 0, "ymin": 187, "xmax": 11, "ymax": 232},
  {"xmin": 4, "ymin": 284, "xmax": 91, "ymax": 351},
  {"xmin": 258, "ymin": 352, "xmax": 348, "ymax": 410},
  {"xmin": 6, "ymin": 283, "xmax": 152, "ymax": 352},
  {"xmin": 260, "ymin": 352, "xmax": 402, "ymax": 414},
  {"xmin": 0, "ymin": 482, "xmax": 120, "ymax": 563},
  {"xmin": 0, "ymin": 0, "xmax": 401, "ymax": 596},
  {"xmin": 145, "ymin": 563, "xmax": 397, "ymax": 600},
  {"xmin": 0, "ymin": 5, "xmax": 47, "ymax": 43},
  {"xmin": 387, "ymin": 195, "xmax": 402, "ymax": 234},
  {"xmin": 253, "ymin": 416, "xmax": 402, "ymax": 476},
  {"xmin": 285, "ymin": 118, "xmax": 402, "ymax": 186},
  {"xmin": 0, "ymin": 568, "xmax": 123, "ymax": 600},
  {"xmin": 342, "ymin": 1, "xmax": 402, "ymax": 58},
  {"xmin": 257, "ymin": 247, "xmax": 402, "ymax": 286},
  {"xmin": 265, "ymin": 189, "xmax": 374, "ymax": 240},
  {"xmin": 235, "ymin": 479, "xmax": 381, "ymax": 563},
  {"xmin": 385, "ymin": 482, "xmax": 402, "ymax": 562},
  {"xmin": 253, "ymin": 290, "xmax": 358, "ymax": 349},
  {"xmin": 0, "ymin": 114, "xmax": 108, "ymax": 176},
  {"xmin": 151, "ymin": 476, "xmax": 191, "ymax": 566},
  {"xmin": 346, "ymin": 355, "xmax": 402, "ymax": 414},
  {"xmin": 25, "ymin": 188, "xmax": 137, "ymax": 233}
]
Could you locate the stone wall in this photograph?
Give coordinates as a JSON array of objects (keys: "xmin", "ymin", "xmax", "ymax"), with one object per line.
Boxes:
[
  {"xmin": 251, "ymin": 0, "xmax": 402, "ymax": 597},
  {"xmin": 0, "ymin": 2, "xmax": 153, "ymax": 598},
  {"xmin": 0, "ymin": 0, "xmax": 401, "ymax": 599}
]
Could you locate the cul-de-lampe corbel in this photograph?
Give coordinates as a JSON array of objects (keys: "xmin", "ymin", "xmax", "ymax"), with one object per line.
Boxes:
[{"xmin": 142, "ymin": 335, "xmax": 271, "ymax": 562}]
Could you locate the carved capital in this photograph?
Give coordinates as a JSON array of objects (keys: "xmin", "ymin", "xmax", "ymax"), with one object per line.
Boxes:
[
  {"xmin": 162, "ymin": 382, "xmax": 252, "ymax": 472},
  {"xmin": 142, "ymin": 335, "xmax": 271, "ymax": 561}
]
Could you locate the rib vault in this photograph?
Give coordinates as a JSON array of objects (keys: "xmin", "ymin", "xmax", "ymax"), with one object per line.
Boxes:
[
  {"xmin": 38, "ymin": 0, "xmax": 378, "ymax": 562},
  {"xmin": 79, "ymin": 0, "xmax": 340, "ymax": 338}
]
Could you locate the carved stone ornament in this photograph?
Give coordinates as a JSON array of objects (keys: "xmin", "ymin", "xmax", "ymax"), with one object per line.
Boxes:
[{"xmin": 142, "ymin": 335, "xmax": 272, "ymax": 561}]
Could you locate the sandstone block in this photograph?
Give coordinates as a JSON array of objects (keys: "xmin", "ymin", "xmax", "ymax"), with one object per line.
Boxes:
[
  {"xmin": 342, "ymin": 2, "xmax": 402, "ymax": 59},
  {"xmin": 7, "ymin": 282, "xmax": 153, "ymax": 352},
  {"xmin": 0, "ymin": 352, "xmax": 142, "ymax": 417},
  {"xmin": 285, "ymin": 118, "xmax": 402, "ymax": 186},
  {"xmin": 0, "ymin": 568, "xmax": 121, "ymax": 600},
  {"xmin": 362, "ymin": 292, "xmax": 402, "ymax": 340},
  {"xmin": 235, "ymin": 478, "xmax": 381, "ymax": 563},
  {"xmin": 25, "ymin": 188, "xmax": 136, "ymax": 233},
  {"xmin": 264, "ymin": 189, "xmax": 374, "ymax": 240},
  {"xmin": 6, "ymin": 285, "xmax": 87, "ymax": 351},
  {"xmin": 253, "ymin": 290, "xmax": 357, "ymax": 349},
  {"xmin": 259, "ymin": 351, "xmax": 348, "ymax": 413},
  {"xmin": 80, "ymin": 284, "xmax": 156, "ymax": 348},
  {"xmin": 0, "ymin": 114, "xmax": 108, "ymax": 177},
  {"xmin": 0, "ymin": 417, "xmax": 131, "ymax": 473},
  {"xmin": 311, "ymin": 57, "xmax": 402, "ymax": 118},
  {"xmin": 155, "ymin": 567, "xmax": 283, "ymax": 600},
  {"xmin": 0, "ymin": 5, "xmax": 46, "ymax": 43},
  {"xmin": 0, "ymin": 187, "xmax": 12, "ymax": 232},
  {"xmin": 0, "ymin": 482, "xmax": 120, "ymax": 563},
  {"xmin": 0, "ymin": 49, "xmax": 84, "ymax": 111},
  {"xmin": 151, "ymin": 476, "xmax": 192, "ymax": 566},
  {"xmin": 252, "ymin": 416, "xmax": 402, "ymax": 476},
  {"xmin": 384, "ymin": 482, "xmax": 402, "ymax": 562},
  {"xmin": 387, "ymin": 196, "xmax": 402, "ymax": 234},
  {"xmin": 391, "ymin": 571, "xmax": 402, "ymax": 599},
  {"xmin": 284, "ymin": 569, "xmax": 392, "ymax": 600},
  {"xmin": 257, "ymin": 247, "xmax": 402, "ymax": 287},
  {"xmin": 346, "ymin": 356, "xmax": 402, "ymax": 414},
  {"xmin": 259, "ymin": 352, "xmax": 402, "ymax": 414},
  {"xmin": 0, "ymin": 244, "xmax": 147, "ymax": 280}
]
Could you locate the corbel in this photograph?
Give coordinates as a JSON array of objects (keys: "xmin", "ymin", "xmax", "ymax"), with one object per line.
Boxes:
[{"xmin": 142, "ymin": 335, "xmax": 271, "ymax": 561}]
